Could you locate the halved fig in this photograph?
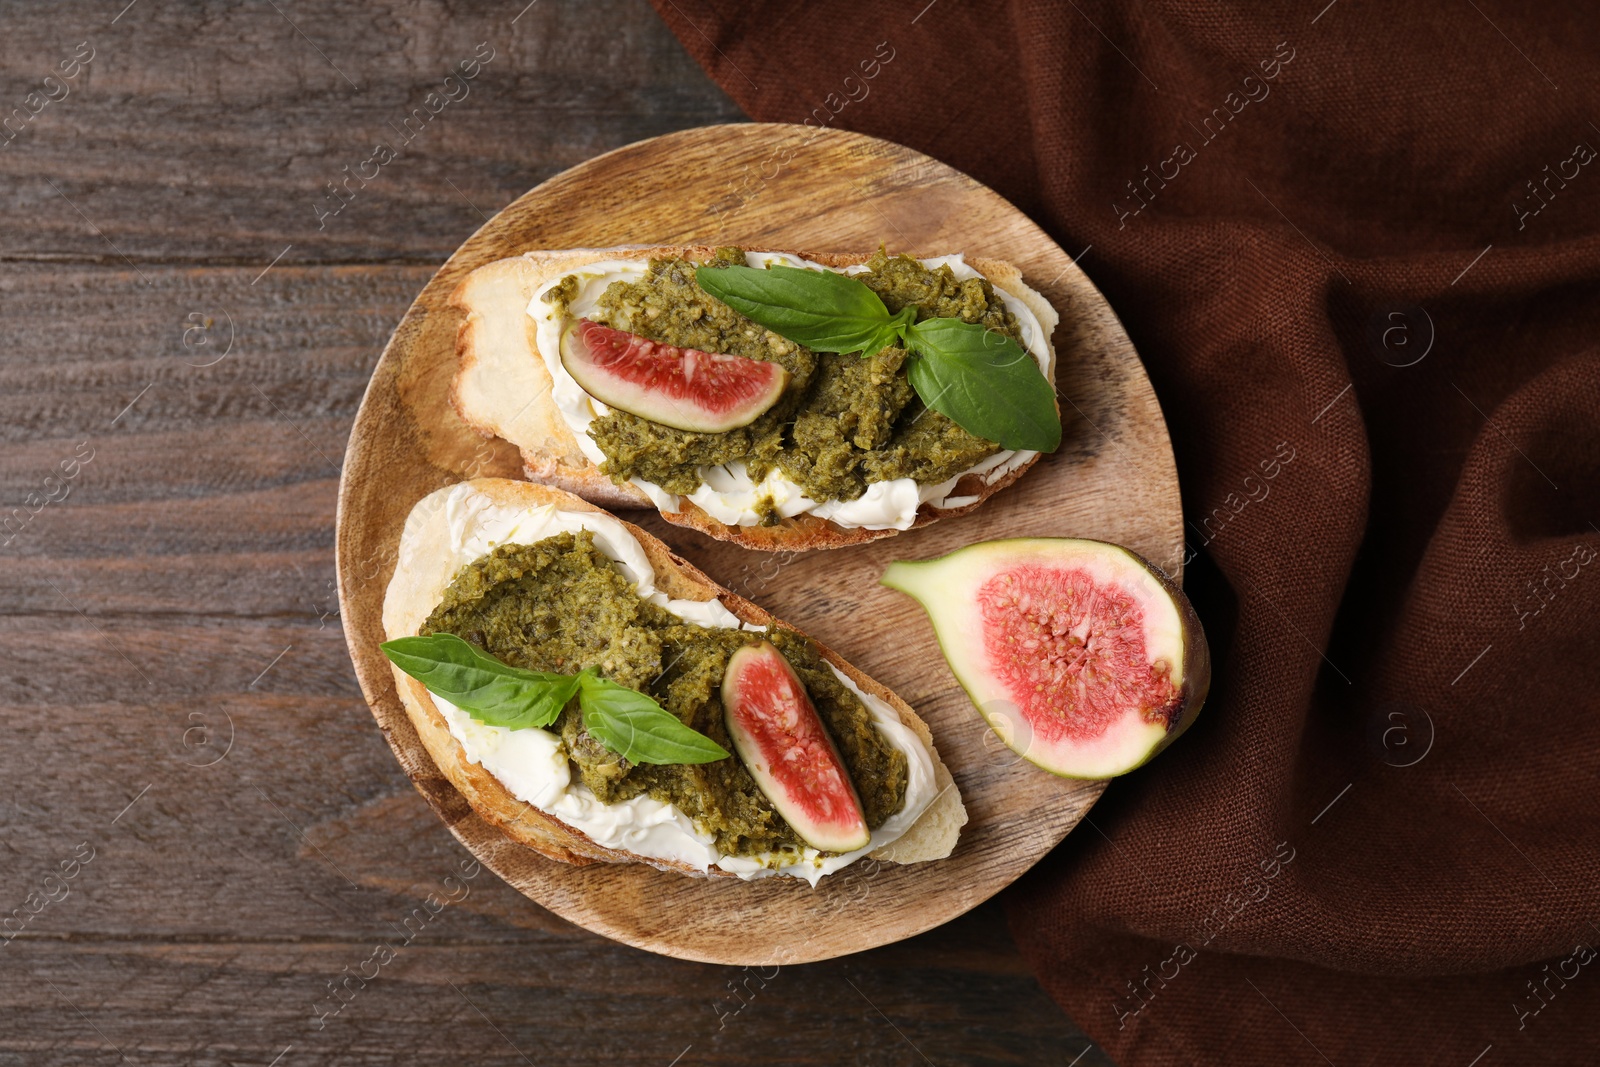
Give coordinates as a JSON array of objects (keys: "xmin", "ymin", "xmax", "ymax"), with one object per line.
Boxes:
[
  {"xmin": 882, "ymin": 538, "xmax": 1209, "ymax": 779},
  {"xmin": 559, "ymin": 318, "xmax": 788, "ymax": 433},
  {"xmin": 721, "ymin": 641, "xmax": 872, "ymax": 854}
]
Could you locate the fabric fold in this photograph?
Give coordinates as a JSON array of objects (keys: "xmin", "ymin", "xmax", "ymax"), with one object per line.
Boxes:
[{"xmin": 649, "ymin": 3, "xmax": 1600, "ymax": 1062}]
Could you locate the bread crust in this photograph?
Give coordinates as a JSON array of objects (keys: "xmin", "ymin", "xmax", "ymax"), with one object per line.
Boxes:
[
  {"xmin": 381, "ymin": 477, "xmax": 967, "ymax": 879},
  {"xmin": 448, "ymin": 246, "xmax": 1060, "ymax": 550}
]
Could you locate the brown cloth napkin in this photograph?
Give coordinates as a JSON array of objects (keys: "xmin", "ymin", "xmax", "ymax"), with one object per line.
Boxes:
[{"xmin": 649, "ymin": 2, "xmax": 1600, "ymax": 1064}]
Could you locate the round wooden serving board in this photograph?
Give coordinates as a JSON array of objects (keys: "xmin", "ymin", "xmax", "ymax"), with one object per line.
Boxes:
[{"xmin": 336, "ymin": 123, "xmax": 1182, "ymax": 965}]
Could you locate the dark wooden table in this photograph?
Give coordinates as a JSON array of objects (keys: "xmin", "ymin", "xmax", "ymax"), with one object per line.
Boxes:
[{"xmin": 0, "ymin": 2, "xmax": 1112, "ymax": 1063}]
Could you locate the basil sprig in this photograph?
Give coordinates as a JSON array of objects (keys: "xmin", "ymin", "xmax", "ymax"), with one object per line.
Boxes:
[
  {"xmin": 381, "ymin": 633, "xmax": 729, "ymax": 766},
  {"xmin": 695, "ymin": 264, "xmax": 1061, "ymax": 453}
]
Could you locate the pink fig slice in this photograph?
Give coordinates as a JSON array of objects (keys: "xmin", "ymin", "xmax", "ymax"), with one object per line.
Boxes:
[
  {"xmin": 882, "ymin": 538, "xmax": 1210, "ymax": 779},
  {"xmin": 721, "ymin": 641, "xmax": 872, "ymax": 854},
  {"xmin": 559, "ymin": 318, "xmax": 788, "ymax": 433}
]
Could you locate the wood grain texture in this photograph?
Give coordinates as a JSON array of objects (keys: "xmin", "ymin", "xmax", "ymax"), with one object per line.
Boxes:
[
  {"xmin": 0, "ymin": 1, "xmax": 744, "ymax": 264},
  {"xmin": 0, "ymin": 1, "xmax": 1119, "ymax": 1062},
  {"xmin": 336, "ymin": 123, "xmax": 1182, "ymax": 964}
]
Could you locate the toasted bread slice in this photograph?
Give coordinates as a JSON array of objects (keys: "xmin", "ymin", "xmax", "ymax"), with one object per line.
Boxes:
[
  {"xmin": 382, "ymin": 477, "xmax": 967, "ymax": 879},
  {"xmin": 449, "ymin": 246, "xmax": 1060, "ymax": 550}
]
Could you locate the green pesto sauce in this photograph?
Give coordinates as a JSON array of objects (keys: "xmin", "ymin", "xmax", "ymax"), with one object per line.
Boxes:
[
  {"xmin": 555, "ymin": 247, "xmax": 1023, "ymax": 522},
  {"xmin": 420, "ymin": 531, "xmax": 909, "ymax": 859}
]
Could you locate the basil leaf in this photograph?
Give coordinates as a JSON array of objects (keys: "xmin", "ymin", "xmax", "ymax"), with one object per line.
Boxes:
[
  {"xmin": 381, "ymin": 634, "xmax": 580, "ymax": 730},
  {"xmin": 903, "ymin": 317, "xmax": 1062, "ymax": 453},
  {"xmin": 698, "ymin": 259, "xmax": 1060, "ymax": 452},
  {"xmin": 695, "ymin": 264, "xmax": 894, "ymax": 355},
  {"xmin": 577, "ymin": 672, "xmax": 730, "ymax": 765},
  {"xmin": 384, "ymin": 637, "xmax": 729, "ymax": 764}
]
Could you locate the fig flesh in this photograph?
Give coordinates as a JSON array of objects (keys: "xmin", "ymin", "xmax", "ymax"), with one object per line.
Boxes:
[
  {"xmin": 883, "ymin": 538, "xmax": 1209, "ymax": 779},
  {"xmin": 721, "ymin": 641, "xmax": 872, "ymax": 854},
  {"xmin": 559, "ymin": 318, "xmax": 789, "ymax": 434}
]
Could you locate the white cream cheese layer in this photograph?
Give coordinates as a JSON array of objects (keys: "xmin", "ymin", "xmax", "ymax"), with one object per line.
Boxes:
[
  {"xmin": 528, "ymin": 250, "xmax": 1053, "ymax": 530},
  {"xmin": 413, "ymin": 483, "xmax": 937, "ymax": 884}
]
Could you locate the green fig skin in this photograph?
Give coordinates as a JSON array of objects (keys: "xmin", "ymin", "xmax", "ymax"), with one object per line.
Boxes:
[
  {"xmin": 559, "ymin": 318, "xmax": 789, "ymax": 434},
  {"xmin": 882, "ymin": 538, "xmax": 1209, "ymax": 780},
  {"xmin": 721, "ymin": 641, "xmax": 873, "ymax": 854}
]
